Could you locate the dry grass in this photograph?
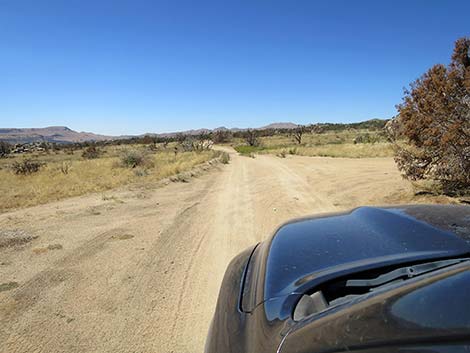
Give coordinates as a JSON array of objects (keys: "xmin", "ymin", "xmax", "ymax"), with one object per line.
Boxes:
[
  {"xmin": 233, "ymin": 130, "xmax": 393, "ymax": 158},
  {"xmin": 266, "ymin": 143, "xmax": 394, "ymax": 158},
  {"xmin": 264, "ymin": 129, "xmax": 385, "ymax": 147},
  {"xmin": 0, "ymin": 145, "xmax": 219, "ymax": 212}
]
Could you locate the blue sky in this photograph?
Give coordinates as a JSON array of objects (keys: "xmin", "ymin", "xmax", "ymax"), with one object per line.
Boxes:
[{"xmin": 1, "ymin": 0, "xmax": 469, "ymax": 135}]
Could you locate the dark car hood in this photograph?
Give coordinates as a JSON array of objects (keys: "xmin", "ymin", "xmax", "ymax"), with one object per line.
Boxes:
[{"xmin": 264, "ymin": 205, "xmax": 470, "ymax": 301}]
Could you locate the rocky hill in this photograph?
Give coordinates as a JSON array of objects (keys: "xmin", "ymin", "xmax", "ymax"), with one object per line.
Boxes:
[
  {"xmin": 0, "ymin": 122, "xmax": 301, "ymax": 144},
  {"xmin": 0, "ymin": 126, "xmax": 114, "ymax": 144},
  {"xmin": 1, "ymin": 120, "xmax": 386, "ymax": 144}
]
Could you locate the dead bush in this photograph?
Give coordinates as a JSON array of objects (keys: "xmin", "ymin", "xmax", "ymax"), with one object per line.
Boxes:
[
  {"xmin": 120, "ymin": 149, "xmax": 151, "ymax": 168},
  {"xmin": 181, "ymin": 138, "xmax": 195, "ymax": 152},
  {"xmin": 180, "ymin": 138, "xmax": 213, "ymax": 152},
  {"xmin": 353, "ymin": 133, "xmax": 381, "ymax": 144},
  {"xmin": 388, "ymin": 37, "xmax": 470, "ymax": 195},
  {"xmin": 82, "ymin": 146, "xmax": 100, "ymax": 159},
  {"xmin": 60, "ymin": 162, "xmax": 71, "ymax": 175},
  {"xmin": 288, "ymin": 147, "xmax": 298, "ymax": 155},
  {"xmin": 12, "ymin": 159, "xmax": 43, "ymax": 175},
  {"xmin": 293, "ymin": 126, "xmax": 306, "ymax": 144},
  {"xmin": 133, "ymin": 168, "xmax": 149, "ymax": 177},
  {"xmin": 244, "ymin": 129, "xmax": 260, "ymax": 147},
  {"xmin": 0, "ymin": 141, "xmax": 11, "ymax": 158},
  {"xmin": 212, "ymin": 130, "xmax": 233, "ymax": 143},
  {"xmin": 220, "ymin": 152, "xmax": 230, "ymax": 164}
]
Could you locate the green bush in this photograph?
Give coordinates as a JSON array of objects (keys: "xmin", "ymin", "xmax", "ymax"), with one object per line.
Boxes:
[{"xmin": 234, "ymin": 145, "xmax": 265, "ymax": 155}]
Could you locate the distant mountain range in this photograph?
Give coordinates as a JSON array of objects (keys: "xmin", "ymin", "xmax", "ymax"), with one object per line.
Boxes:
[
  {"xmin": 0, "ymin": 120, "xmax": 386, "ymax": 144},
  {"xmin": 0, "ymin": 127, "xmax": 115, "ymax": 144},
  {"xmin": 0, "ymin": 122, "xmax": 300, "ymax": 144}
]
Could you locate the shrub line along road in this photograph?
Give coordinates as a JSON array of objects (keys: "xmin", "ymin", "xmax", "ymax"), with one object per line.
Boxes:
[{"xmin": 0, "ymin": 147, "xmax": 412, "ymax": 353}]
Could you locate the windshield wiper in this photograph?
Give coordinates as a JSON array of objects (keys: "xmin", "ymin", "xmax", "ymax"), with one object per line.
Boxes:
[{"xmin": 346, "ymin": 258, "xmax": 469, "ymax": 288}]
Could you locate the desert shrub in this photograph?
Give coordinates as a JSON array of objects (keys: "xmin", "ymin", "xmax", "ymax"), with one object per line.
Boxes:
[
  {"xmin": 288, "ymin": 147, "xmax": 298, "ymax": 155},
  {"xmin": 133, "ymin": 168, "xmax": 149, "ymax": 177},
  {"xmin": 244, "ymin": 129, "xmax": 260, "ymax": 147},
  {"xmin": 147, "ymin": 143, "xmax": 159, "ymax": 152},
  {"xmin": 388, "ymin": 37, "xmax": 470, "ymax": 195},
  {"xmin": 170, "ymin": 173, "xmax": 190, "ymax": 183},
  {"xmin": 12, "ymin": 159, "xmax": 43, "ymax": 175},
  {"xmin": 192, "ymin": 139, "xmax": 213, "ymax": 151},
  {"xmin": 120, "ymin": 149, "xmax": 150, "ymax": 168},
  {"xmin": 82, "ymin": 146, "xmax": 100, "ymax": 159},
  {"xmin": 293, "ymin": 126, "xmax": 306, "ymax": 144},
  {"xmin": 277, "ymin": 150, "xmax": 287, "ymax": 158},
  {"xmin": 220, "ymin": 152, "xmax": 230, "ymax": 164},
  {"xmin": 212, "ymin": 130, "xmax": 233, "ymax": 143},
  {"xmin": 234, "ymin": 145, "xmax": 264, "ymax": 155},
  {"xmin": 326, "ymin": 135, "xmax": 346, "ymax": 144},
  {"xmin": 353, "ymin": 133, "xmax": 379, "ymax": 144},
  {"xmin": 60, "ymin": 162, "xmax": 71, "ymax": 175},
  {"xmin": 181, "ymin": 138, "xmax": 195, "ymax": 152},
  {"xmin": 0, "ymin": 141, "xmax": 11, "ymax": 158},
  {"xmin": 180, "ymin": 138, "xmax": 213, "ymax": 152},
  {"xmin": 353, "ymin": 133, "xmax": 375, "ymax": 144}
]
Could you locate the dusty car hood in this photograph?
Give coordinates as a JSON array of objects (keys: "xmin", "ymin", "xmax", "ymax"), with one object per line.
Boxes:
[{"xmin": 265, "ymin": 206, "xmax": 470, "ymax": 301}]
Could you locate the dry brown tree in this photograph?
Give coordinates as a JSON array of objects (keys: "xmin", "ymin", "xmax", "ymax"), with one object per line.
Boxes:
[
  {"xmin": 388, "ymin": 37, "xmax": 470, "ymax": 195},
  {"xmin": 244, "ymin": 129, "xmax": 259, "ymax": 146},
  {"xmin": 293, "ymin": 126, "xmax": 306, "ymax": 144},
  {"xmin": 212, "ymin": 130, "xmax": 233, "ymax": 143},
  {"xmin": 0, "ymin": 141, "xmax": 11, "ymax": 158}
]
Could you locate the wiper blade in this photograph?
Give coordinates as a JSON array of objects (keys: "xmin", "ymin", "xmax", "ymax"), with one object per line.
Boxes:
[{"xmin": 346, "ymin": 258, "xmax": 469, "ymax": 288}]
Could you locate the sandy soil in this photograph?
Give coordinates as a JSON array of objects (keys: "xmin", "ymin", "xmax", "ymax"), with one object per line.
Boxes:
[{"xmin": 0, "ymin": 148, "xmax": 419, "ymax": 353}]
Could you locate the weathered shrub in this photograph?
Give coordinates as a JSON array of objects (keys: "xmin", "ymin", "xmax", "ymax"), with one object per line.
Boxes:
[
  {"xmin": 212, "ymin": 130, "xmax": 233, "ymax": 143},
  {"xmin": 288, "ymin": 147, "xmax": 298, "ymax": 155},
  {"xmin": 293, "ymin": 126, "xmax": 306, "ymax": 144},
  {"xmin": 133, "ymin": 168, "xmax": 149, "ymax": 177},
  {"xmin": 60, "ymin": 162, "xmax": 71, "ymax": 175},
  {"xmin": 181, "ymin": 138, "xmax": 195, "ymax": 152},
  {"xmin": 120, "ymin": 149, "xmax": 150, "ymax": 168},
  {"xmin": 353, "ymin": 133, "xmax": 381, "ymax": 144},
  {"xmin": 220, "ymin": 152, "xmax": 230, "ymax": 164},
  {"xmin": 244, "ymin": 129, "xmax": 260, "ymax": 147},
  {"xmin": 180, "ymin": 138, "xmax": 213, "ymax": 152},
  {"xmin": 82, "ymin": 146, "xmax": 100, "ymax": 159},
  {"xmin": 12, "ymin": 160, "xmax": 43, "ymax": 175},
  {"xmin": 0, "ymin": 141, "xmax": 11, "ymax": 158},
  {"xmin": 194, "ymin": 139, "xmax": 213, "ymax": 151},
  {"xmin": 388, "ymin": 37, "xmax": 470, "ymax": 195}
]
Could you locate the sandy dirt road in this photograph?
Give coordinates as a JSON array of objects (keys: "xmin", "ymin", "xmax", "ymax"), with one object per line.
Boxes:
[{"xmin": 0, "ymin": 148, "xmax": 414, "ymax": 353}]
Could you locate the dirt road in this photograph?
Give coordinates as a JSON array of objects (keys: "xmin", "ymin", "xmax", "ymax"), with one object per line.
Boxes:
[{"xmin": 1, "ymin": 148, "xmax": 414, "ymax": 353}]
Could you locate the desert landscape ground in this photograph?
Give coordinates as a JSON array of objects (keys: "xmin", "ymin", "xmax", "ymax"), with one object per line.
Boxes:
[
  {"xmin": 1, "ymin": 4, "xmax": 468, "ymax": 353},
  {"xmin": 0, "ymin": 145, "xmax": 450, "ymax": 353}
]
